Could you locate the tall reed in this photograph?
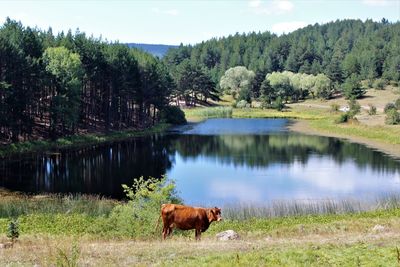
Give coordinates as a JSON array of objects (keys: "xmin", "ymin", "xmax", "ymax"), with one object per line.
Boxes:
[
  {"xmin": 192, "ymin": 107, "xmax": 233, "ymax": 118},
  {"xmin": 222, "ymin": 196, "xmax": 400, "ymax": 220},
  {"xmin": 0, "ymin": 193, "xmax": 117, "ymax": 218}
]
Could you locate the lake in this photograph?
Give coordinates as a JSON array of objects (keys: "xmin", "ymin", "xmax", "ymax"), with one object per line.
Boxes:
[{"xmin": 1, "ymin": 118, "xmax": 400, "ymax": 206}]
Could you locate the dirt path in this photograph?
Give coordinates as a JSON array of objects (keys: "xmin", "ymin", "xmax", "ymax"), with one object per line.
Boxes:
[{"xmin": 288, "ymin": 120, "xmax": 400, "ymax": 159}]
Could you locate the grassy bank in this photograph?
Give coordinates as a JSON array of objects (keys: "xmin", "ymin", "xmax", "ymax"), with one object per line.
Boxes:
[
  {"xmin": 308, "ymin": 118, "xmax": 400, "ymax": 145},
  {"xmin": 1, "ymin": 178, "xmax": 400, "ymax": 265},
  {"xmin": 184, "ymin": 106, "xmax": 326, "ymax": 123},
  {"xmin": 0, "ymin": 123, "xmax": 170, "ymax": 158},
  {"xmin": 184, "ymin": 107, "xmax": 233, "ymax": 121},
  {"xmin": 1, "ymin": 207, "xmax": 400, "ymax": 266},
  {"xmin": 1, "ymin": 188, "xmax": 400, "ymax": 238},
  {"xmin": 1, "ymin": 204, "xmax": 400, "ymax": 237},
  {"xmin": 0, "ymin": 192, "xmax": 117, "ymax": 218},
  {"xmin": 184, "ymin": 105, "xmax": 400, "ymax": 146}
]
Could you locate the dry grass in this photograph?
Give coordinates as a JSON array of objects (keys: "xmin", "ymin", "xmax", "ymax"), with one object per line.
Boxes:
[
  {"xmin": 1, "ymin": 232, "xmax": 399, "ymax": 266},
  {"xmin": 289, "ymin": 87, "xmax": 400, "ymax": 126},
  {"xmin": 2, "ymin": 216, "xmax": 400, "ymax": 266}
]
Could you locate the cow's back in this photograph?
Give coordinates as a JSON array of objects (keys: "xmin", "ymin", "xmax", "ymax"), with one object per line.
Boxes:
[{"xmin": 161, "ymin": 204, "xmax": 209, "ymax": 231}]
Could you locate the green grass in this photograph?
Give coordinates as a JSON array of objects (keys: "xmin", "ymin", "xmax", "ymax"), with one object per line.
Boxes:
[
  {"xmin": 185, "ymin": 107, "xmax": 327, "ymax": 121},
  {"xmin": 309, "ymin": 118, "xmax": 400, "ymax": 145},
  {"xmin": 184, "ymin": 107, "xmax": 233, "ymax": 120},
  {"xmin": 232, "ymin": 107, "xmax": 327, "ymax": 120},
  {"xmin": 222, "ymin": 196, "xmax": 400, "ymax": 220},
  {"xmin": 164, "ymin": 242, "xmax": 399, "ymax": 266},
  {"xmin": 1, "ymin": 192, "xmax": 400, "ymax": 265},
  {"xmin": 0, "ymin": 194, "xmax": 117, "ymax": 218},
  {"xmin": 2, "ymin": 178, "xmax": 400, "ymax": 239},
  {"xmin": 0, "ymin": 123, "xmax": 170, "ymax": 158},
  {"xmin": 0, "ymin": 199, "xmax": 399, "ymax": 238}
]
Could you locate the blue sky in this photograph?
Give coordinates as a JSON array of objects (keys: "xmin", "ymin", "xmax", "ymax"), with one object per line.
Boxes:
[{"xmin": 0, "ymin": 0, "xmax": 399, "ymax": 45}]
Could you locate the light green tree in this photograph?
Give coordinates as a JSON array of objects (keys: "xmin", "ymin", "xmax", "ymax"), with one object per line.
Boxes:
[
  {"xmin": 313, "ymin": 74, "xmax": 333, "ymax": 99},
  {"xmin": 266, "ymin": 72, "xmax": 293, "ymax": 102},
  {"xmin": 43, "ymin": 46, "xmax": 83, "ymax": 135},
  {"xmin": 219, "ymin": 66, "xmax": 255, "ymax": 99}
]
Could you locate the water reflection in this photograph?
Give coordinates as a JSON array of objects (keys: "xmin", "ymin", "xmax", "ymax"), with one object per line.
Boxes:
[
  {"xmin": 0, "ymin": 135, "xmax": 172, "ymax": 198},
  {"xmin": 169, "ymin": 152, "xmax": 400, "ymax": 206},
  {"xmin": 171, "ymin": 134, "xmax": 400, "ymax": 172},
  {"xmin": 0, "ymin": 119, "xmax": 399, "ymax": 203}
]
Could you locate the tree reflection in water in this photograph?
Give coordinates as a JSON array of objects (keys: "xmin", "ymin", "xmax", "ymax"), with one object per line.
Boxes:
[{"xmin": 0, "ymin": 119, "xmax": 399, "ymax": 202}]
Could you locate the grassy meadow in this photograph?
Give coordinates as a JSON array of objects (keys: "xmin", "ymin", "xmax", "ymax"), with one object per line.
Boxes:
[
  {"xmin": 1, "ymin": 201, "xmax": 400, "ymax": 266},
  {"xmin": 1, "ymin": 181, "xmax": 400, "ymax": 265}
]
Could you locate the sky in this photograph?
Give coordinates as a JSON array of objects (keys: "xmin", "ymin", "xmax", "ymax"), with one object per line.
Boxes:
[{"xmin": 0, "ymin": 0, "xmax": 399, "ymax": 45}]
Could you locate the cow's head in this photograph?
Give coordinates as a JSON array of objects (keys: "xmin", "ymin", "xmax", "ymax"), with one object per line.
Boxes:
[{"xmin": 208, "ymin": 207, "xmax": 223, "ymax": 223}]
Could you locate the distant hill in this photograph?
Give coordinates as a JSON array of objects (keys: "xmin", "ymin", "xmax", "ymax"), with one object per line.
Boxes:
[{"xmin": 127, "ymin": 43, "xmax": 178, "ymax": 58}]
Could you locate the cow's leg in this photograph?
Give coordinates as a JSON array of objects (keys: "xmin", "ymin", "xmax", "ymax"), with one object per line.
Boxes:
[
  {"xmin": 162, "ymin": 226, "xmax": 167, "ymax": 240},
  {"xmin": 163, "ymin": 225, "xmax": 173, "ymax": 240},
  {"xmin": 162, "ymin": 224, "xmax": 169, "ymax": 240},
  {"xmin": 167, "ymin": 227, "xmax": 172, "ymax": 237},
  {"xmin": 195, "ymin": 228, "xmax": 201, "ymax": 241}
]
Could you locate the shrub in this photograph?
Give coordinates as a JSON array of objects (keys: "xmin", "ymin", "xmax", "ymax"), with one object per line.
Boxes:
[
  {"xmin": 348, "ymin": 98, "xmax": 361, "ymax": 116},
  {"xmin": 160, "ymin": 106, "xmax": 187, "ymax": 125},
  {"xmin": 330, "ymin": 103, "xmax": 340, "ymax": 112},
  {"xmin": 272, "ymin": 97, "xmax": 285, "ymax": 111},
  {"xmin": 7, "ymin": 218, "xmax": 19, "ymax": 243},
  {"xmin": 367, "ymin": 104, "xmax": 377, "ymax": 115},
  {"xmin": 385, "ymin": 109, "xmax": 400, "ymax": 125},
  {"xmin": 336, "ymin": 112, "xmax": 351, "ymax": 123},
  {"xmin": 56, "ymin": 242, "xmax": 80, "ymax": 267},
  {"xmin": 236, "ymin": 100, "xmax": 248, "ymax": 109},
  {"xmin": 395, "ymin": 98, "xmax": 400, "ymax": 110},
  {"xmin": 237, "ymin": 87, "xmax": 251, "ymax": 103},
  {"xmin": 367, "ymin": 79, "xmax": 373, "ymax": 88},
  {"xmin": 384, "ymin": 103, "xmax": 397, "ymax": 114},
  {"xmin": 373, "ymin": 78, "xmax": 387, "ymax": 90},
  {"xmin": 106, "ymin": 176, "xmax": 181, "ymax": 238}
]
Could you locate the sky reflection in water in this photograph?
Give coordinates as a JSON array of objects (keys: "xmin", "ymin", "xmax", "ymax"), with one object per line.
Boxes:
[
  {"xmin": 168, "ymin": 119, "xmax": 400, "ymax": 206},
  {"xmin": 1, "ymin": 118, "xmax": 399, "ymax": 203}
]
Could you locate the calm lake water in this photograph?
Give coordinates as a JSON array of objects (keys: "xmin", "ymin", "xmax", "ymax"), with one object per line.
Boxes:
[{"xmin": 1, "ymin": 118, "xmax": 400, "ymax": 206}]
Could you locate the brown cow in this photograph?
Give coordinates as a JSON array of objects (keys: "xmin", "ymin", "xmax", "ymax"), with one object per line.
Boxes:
[{"xmin": 160, "ymin": 204, "xmax": 222, "ymax": 240}]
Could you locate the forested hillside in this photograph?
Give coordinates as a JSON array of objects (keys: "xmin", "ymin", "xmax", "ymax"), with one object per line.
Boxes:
[
  {"xmin": 1, "ymin": 18, "xmax": 399, "ymax": 144},
  {"xmin": 164, "ymin": 19, "xmax": 400, "ymax": 86},
  {"xmin": 0, "ymin": 19, "xmax": 176, "ymax": 143}
]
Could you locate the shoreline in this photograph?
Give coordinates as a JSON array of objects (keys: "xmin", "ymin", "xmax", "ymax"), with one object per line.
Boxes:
[
  {"xmin": 0, "ymin": 123, "xmax": 170, "ymax": 158},
  {"xmin": 288, "ymin": 119, "xmax": 400, "ymax": 160}
]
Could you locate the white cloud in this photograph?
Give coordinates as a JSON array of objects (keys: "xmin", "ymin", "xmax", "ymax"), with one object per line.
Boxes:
[
  {"xmin": 249, "ymin": 0, "xmax": 294, "ymax": 15},
  {"xmin": 248, "ymin": 0, "xmax": 262, "ymax": 8},
  {"xmin": 271, "ymin": 21, "xmax": 307, "ymax": 34},
  {"xmin": 210, "ymin": 180, "xmax": 264, "ymax": 203},
  {"xmin": 152, "ymin": 8, "xmax": 179, "ymax": 16},
  {"xmin": 274, "ymin": 0, "xmax": 294, "ymax": 12},
  {"xmin": 362, "ymin": 0, "xmax": 391, "ymax": 6}
]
